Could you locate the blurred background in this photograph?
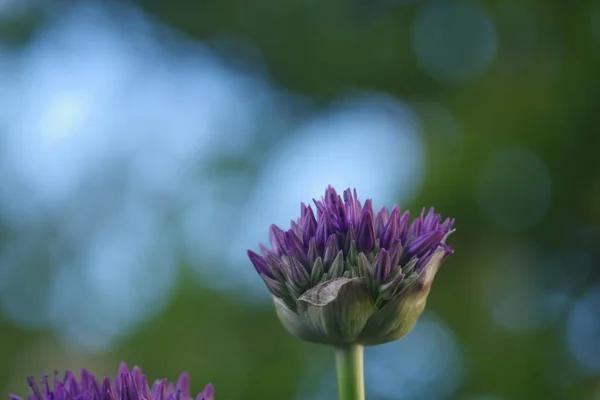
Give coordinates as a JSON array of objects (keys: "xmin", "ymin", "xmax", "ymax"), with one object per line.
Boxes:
[{"xmin": 0, "ymin": 0, "xmax": 599, "ymax": 399}]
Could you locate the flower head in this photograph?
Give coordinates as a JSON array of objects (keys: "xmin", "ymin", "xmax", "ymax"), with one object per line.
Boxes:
[
  {"xmin": 10, "ymin": 363, "xmax": 214, "ymax": 400},
  {"xmin": 248, "ymin": 186, "xmax": 455, "ymax": 346}
]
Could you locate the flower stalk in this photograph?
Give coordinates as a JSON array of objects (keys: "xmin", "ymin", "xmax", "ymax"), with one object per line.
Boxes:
[{"xmin": 335, "ymin": 345, "xmax": 365, "ymax": 400}]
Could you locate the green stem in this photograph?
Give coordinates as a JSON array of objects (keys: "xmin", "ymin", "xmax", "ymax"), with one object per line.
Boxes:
[{"xmin": 334, "ymin": 345, "xmax": 365, "ymax": 400}]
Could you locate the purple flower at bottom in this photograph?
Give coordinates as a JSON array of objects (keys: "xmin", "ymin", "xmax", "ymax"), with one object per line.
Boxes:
[
  {"xmin": 10, "ymin": 363, "xmax": 214, "ymax": 400},
  {"xmin": 248, "ymin": 186, "xmax": 455, "ymax": 346}
]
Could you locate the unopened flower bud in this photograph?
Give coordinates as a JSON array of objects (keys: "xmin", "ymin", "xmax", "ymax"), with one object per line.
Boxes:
[{"xmin": 248, "ymin": 186, "xmax": 455, "ymax": 346}]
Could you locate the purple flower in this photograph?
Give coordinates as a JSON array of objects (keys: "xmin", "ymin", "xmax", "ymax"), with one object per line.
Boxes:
[
  {"xmin": 10, "ymin": 363, "xmax": 214, "ymax": 400},
  {"xmin": 248, "ymin": 186, "xmax": 455, "ymax": 346}
]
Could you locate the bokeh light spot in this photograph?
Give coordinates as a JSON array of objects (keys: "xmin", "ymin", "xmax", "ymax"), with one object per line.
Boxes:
[
  {"xmin": 493, "ymin": 289, "xmax": 570, "ymax": 332},
  {"xmin": 365, "ymin": 314, "xmax": 463, "ymax": 399},
  {"xmin": 0, "ymin": 0, "xmax": 275, "ymax": 349},
  {"xmin": 566, "ymin": 285, "xmax": 600, "ymax": 373},
  {"xmin": 475, "ymin": 146, "xmax": 552, "ymax": 231},
  {"xmin": 298, "ymin": 313, "xmax": 463, "ymax": 399},
  {"xmin": 413, "ymin": 102, "xmax": 464, "ymax": 168},
  {"xmin": 412, "ymin": 1, "xmax": 497, "ymax": 84}
]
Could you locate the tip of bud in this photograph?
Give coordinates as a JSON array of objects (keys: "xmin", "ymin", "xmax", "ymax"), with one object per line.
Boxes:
[
  {"xmin": 357, "ymin": 202, "xmax": 375, "ymax": 253},
  {"xmin": 247, "ymin": 250, "xmax": 270, "ymax": 276}
]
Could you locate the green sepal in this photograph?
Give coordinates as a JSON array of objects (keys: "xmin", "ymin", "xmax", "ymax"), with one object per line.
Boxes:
[
  {"xmin": 328, "ymin": 250, "xmax": 345, "ymax": 279},
  {"xmin": 311, "ymin": 257, "xmax": 325, "ymax": 286}
]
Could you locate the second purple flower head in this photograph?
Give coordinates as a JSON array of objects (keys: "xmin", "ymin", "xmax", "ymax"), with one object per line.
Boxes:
[{"xmin": 10, "ymin": 363, "xmax": 214, "ymax": 400}]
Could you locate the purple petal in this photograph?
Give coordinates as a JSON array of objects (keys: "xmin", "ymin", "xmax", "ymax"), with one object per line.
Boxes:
[
  {"xmin": 90, "ymin": 375, "xmax": 104, "ymax": 400},
  {"xmin": 167, "ymin": 381, "xmax": 176, "ymax": 396},
  {"xmin": 307, "ymin": 237, "xmax": 319, "ymax": 264},
  {"xmin": 54, "ymin": 380, "xmax": 67, "ymax": 400},
  {"xmin": 151, "ymin": 379, "xmax": 167, "ymax": 400},
  {"xmin": 290, "ymin": 220, "xmax": 302, "ymax": 238},
  {"xmin": 356, "ymin": 200, "xmax": 375, "ymax": 253},
  {"xmin": 405, "ymin": 230, "xmax": 445, "ymax": 260},
  {"xmin": 284, "ymin": 230, "xmax": 307, "ymax": 264},
  {"xmin": 258, "ymin": 244, "xmax": 270, "ymax": 257},
  {"xmin": 375, "ymin": 206, "xmax": 390, "ymax": 236},
  {"xmin": 118, "ymin": 363, "xmax": 130, "ymax": 376},
  {"xmin": 415, "ymin": 250, "xmax": 434, "ymax": 272},
  {"xmin": 398, "ymin": 210, "xmax": 411, "ymax": 241},
  {"xmin": 422, "ymin": 207, "xmax": 440, "ymax": 231},
  {"xmin": 247, "ymin": 250, "xmax": 270, "ymax": 277},
  {"xmin": 301, "ymin": 202, "xmax": 308, "ymax": 218},
  {"xmin": 407, "ymin": 217, "xmax": 422, "ymax": 239},
  {"xmin": 312, "ymin": 197, "xmax": 326, "ymax": 218},
  {"xmin": 343, "ymin": 188, "xmax": 361, "ymax": 226},
  {"xmin": 26, "ymin": 377, "xmax": 42, "ymax": 400},
  {"xmin": 64, "ymin": 371, "xmax": 79, "ymax": 396},
  {"xmin": 324, "ymin": 185, "xmax": 339, "ymax": 203},
  {"xmin": 269, "ymin": 225, "xmax": 286, "ymax": 255},
  {"xmin": 302, "ymin": 205, "xmax": 318, "ymax": 245},
  {"xmin": 125, "ymin": 373, "xmax": 141, "ymax": 400},
  {"xmin": 315, "ymin": 212, "xmax": 333, "ymax": 253},
  {"xmin": 260, "ymin": 274, "xmax": 287, "ymax": 298},
  {"xmin": 373, "ymin": 249, "xmax": 391, "ymax": 283},
  {"xmin": 323, "ymin": 234, "xmax": 339, "ymax": 268},
  {"xmin": 441, "ymin": 217, "xmax": 455, "ymax": 232},
  {"xmin": 175, "ymin": 373, "xmax": 189, "ymax": 398},
  {"xmin": 102, "ymin": 377, "xmax": 113, "ymax": 400},
  {"xmin": 380, "ymin": 206, "xmax": 400, "ymax": 250},
  {"xmin": 41, "ymin": 375, "xmax": 51, "ymax": 397},
  {"xmin": 196, "ymin": 384, "xmax": 214, "ymax": 400},
  {"xmin": 388, "ymin": 238, "xmax": 403, "ymax": 267},
  {"xmin": 265, "ymin": 253, "xmax": 286, "ymax": 281},
  {"xmin": 331, "ymin": 193, "xmax": 348, "ymax": 231}
]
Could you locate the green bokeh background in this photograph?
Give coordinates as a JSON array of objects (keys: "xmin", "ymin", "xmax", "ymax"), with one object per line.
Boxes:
[{"xmin": 1, "ymin": 0, "xmax": 599, "ymax": 399}]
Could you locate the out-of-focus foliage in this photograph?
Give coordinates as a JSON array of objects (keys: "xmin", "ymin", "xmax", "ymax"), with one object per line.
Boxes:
[{"xmin": 0, "ymin": 0, "xmax": 599, "ymax": 399}]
